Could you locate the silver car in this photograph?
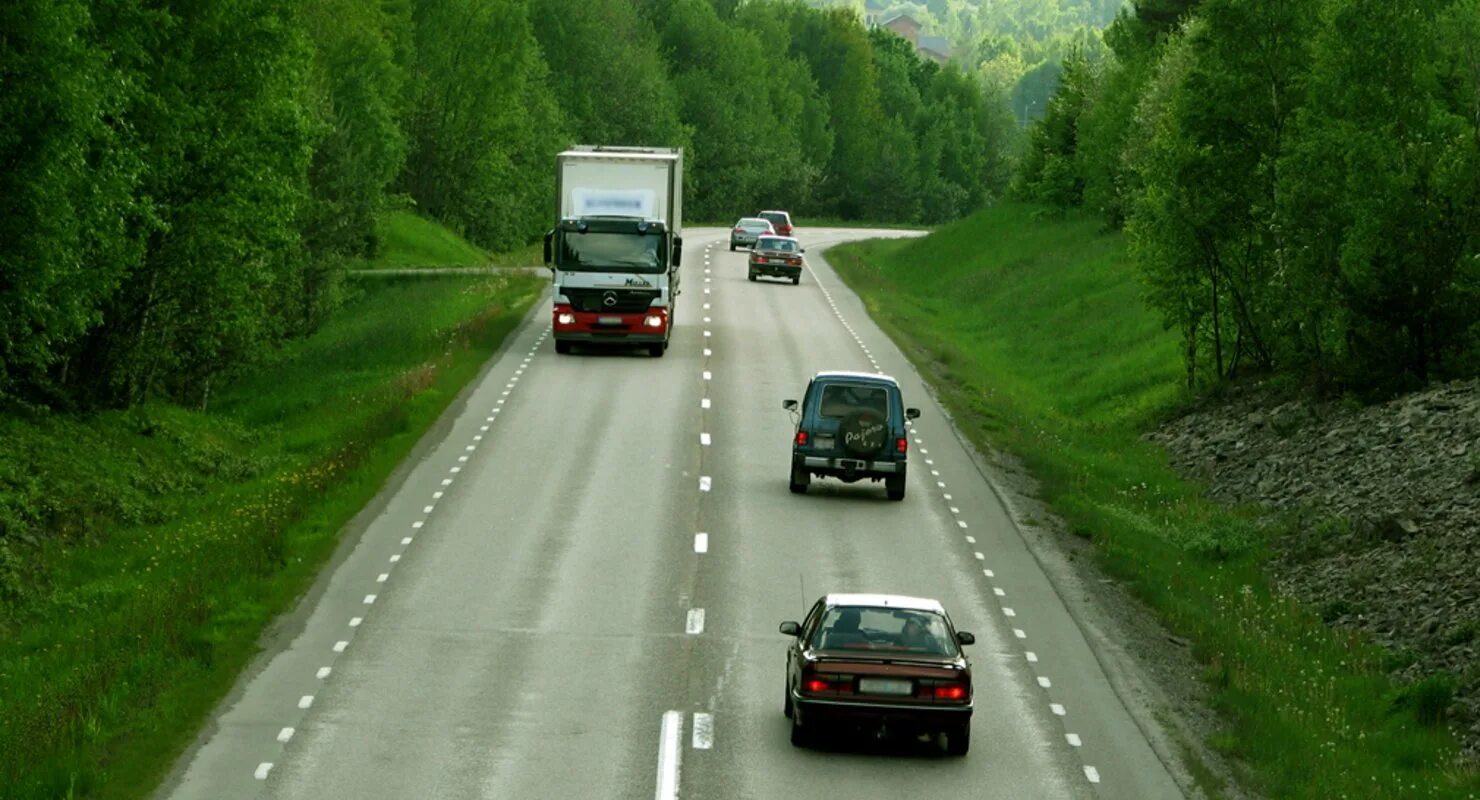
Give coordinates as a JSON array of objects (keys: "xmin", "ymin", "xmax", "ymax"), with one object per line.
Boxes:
[{"xmin": 730, "ymin": 217, "xmax": 775, "ymax": 251}]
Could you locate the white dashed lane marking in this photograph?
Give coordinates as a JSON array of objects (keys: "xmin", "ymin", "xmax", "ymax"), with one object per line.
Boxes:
[
  {"xmin": 694, "ymin": 533, "xmax": 708, "ymax": 553},
  {"xmin": 699, "ymin": 476, "xmax": 712, "ymax": 492},
  {"xmin": 691, "ymin": 712, "xmax": 714, "ymax": 750},
  {"xmin": 686, "ymin": 608, "xmax": 705, "ymax": 635},
  {"xmin": 277, "ymin": 727, "xmax": 294, "ymax": 743},
  {"xmin": 1085, "ymin": 766, "xmax": 1102, "ymax": 784},
  {"xmin": 1066, "ymin": 733, "xmax": 1082, "ymax": 747},
  {"xmin": 1051, "ymin": 703, "xmax": 1066, "ymax": 716},
  {"xmin": 316, "ymin": 666, "xmax": 331, "ymax": 679},
  {"xmin": 1037, "ymin": 676, "xmax": 1052, "ymax": 688},
  {"xmin": 298, "ymin": 695, "xmax": 314, "ymax": 709},
  {"xmin": 255, "ymin": 763, "xmax": 273, "ymax": 781}
]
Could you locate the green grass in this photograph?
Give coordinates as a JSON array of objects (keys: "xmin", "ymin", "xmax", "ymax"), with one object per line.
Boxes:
[
  {"xmin": 370, "ymin": 210, "xmax": 498, "ymax": 268},
  {"xmin": 829, "ymin": 202, "xmax": 1479, "ymax": 799},
  {"xmin": 0, "ymin": 272, "xmax": 542, "ymax": 799}
]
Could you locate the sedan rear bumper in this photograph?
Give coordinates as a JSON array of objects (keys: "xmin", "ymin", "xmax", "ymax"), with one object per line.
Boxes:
[
  {"xmin": 793, "ymin": 692, "xmax": 972, "ymax": 731},
  {"xmin": 749, "ymin": 263, "xmax": 801, "ymax": 278}
]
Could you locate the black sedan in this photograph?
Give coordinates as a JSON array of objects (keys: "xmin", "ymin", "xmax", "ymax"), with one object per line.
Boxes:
[{"xmin": 780, "ymin": 593, "xmax": 975, "ymax": 754}]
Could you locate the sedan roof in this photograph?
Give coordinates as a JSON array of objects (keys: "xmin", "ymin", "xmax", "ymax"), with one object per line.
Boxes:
[{"xmin": 822, "ymin": 593, "xmax": 945, "ymax": 614}]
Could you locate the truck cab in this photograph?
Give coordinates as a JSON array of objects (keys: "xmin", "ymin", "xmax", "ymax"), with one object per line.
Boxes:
[{"xmin": 545, "ymin": 146, "xmax": 683, "ymax": 357}]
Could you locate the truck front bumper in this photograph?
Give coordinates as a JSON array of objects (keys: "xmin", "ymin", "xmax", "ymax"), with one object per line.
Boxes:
[{"xmin": 552, "ymin": 305, "xmax": 668, "ymax": 342}]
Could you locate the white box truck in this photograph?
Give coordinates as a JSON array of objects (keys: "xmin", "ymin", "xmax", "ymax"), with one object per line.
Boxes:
[{"xmin": 543, "ymin": 146, "xmax": 683, "ymax": 357}]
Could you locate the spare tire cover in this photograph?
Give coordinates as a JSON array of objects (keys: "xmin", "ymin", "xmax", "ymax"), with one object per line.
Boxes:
[{"xmin": 838, "ymin": 410, "xmax": 888, "ymax": 456}]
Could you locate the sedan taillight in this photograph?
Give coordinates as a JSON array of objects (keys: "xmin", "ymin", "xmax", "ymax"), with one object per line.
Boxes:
[{"xmin": 933, "ymin": 683, "xmax": 968, "ymax": 701}]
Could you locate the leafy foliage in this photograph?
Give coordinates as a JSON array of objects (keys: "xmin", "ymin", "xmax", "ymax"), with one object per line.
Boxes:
[{"xmin": 1016, "ymin": 0, "xmax": 1480, "ymax": 391}]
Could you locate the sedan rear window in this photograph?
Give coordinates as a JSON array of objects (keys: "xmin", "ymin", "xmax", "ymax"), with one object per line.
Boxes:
[
  {"xmin": 812, "ymin": 607, "xmax": 956, "ymax": 656},
  {"xmin": 817, "ymin": 383, "xmax": 888, "ymax": 419},
  {"xmin": 756, "ymin": 237, "xmax": 797, "ymax": 252}
]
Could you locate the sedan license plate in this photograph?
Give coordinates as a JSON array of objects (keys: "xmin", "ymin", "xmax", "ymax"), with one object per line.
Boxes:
[
  {"xmin": 596, "ymin": 316, "xmax": 623, "ymax": 326},
  {"xmin": 859, "ymin": 678, "xmax": 913, "ymax": 696}
]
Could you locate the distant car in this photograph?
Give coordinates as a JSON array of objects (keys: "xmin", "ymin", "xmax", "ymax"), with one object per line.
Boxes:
[
  {"xmin": 758, "ymin": 209, "xmax": 794, "ymax": 237},
  {"xmin": 749, "ymin": 235, "xmax": 805, "ymax": 284},
  {"xmin": 730, "ymin": 217, "xmax": 775, "ymax": 250},
  {"xmin": 781, "ymin": 593, "xmax": 975, "ymax": 754},
  {"xmin": 783, "ymin": 371, "xmax": 919, "ymax": 500}
]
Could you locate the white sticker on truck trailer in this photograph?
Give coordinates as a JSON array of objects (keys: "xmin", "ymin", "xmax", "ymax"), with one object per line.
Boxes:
[{"xmin": 572, "ymin": 188, "xmax": 655, "ymax": 218}]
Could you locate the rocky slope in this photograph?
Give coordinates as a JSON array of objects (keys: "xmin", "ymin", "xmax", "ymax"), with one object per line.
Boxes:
[{"xmin": 1147, "ymin": 379, "xmax": 1480, "ymax": 757}]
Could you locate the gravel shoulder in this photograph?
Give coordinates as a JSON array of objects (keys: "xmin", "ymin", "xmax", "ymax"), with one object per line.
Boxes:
[{"xmin": 1147, "ymin": 379, "xmax": 1480, "ymax": 760}]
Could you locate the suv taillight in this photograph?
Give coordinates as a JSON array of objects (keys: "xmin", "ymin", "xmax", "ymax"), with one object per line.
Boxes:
[
  {"xmin": 896, "ymin": 437, "xmax": 907, "ymax": 454},
  {"xmin": 796, "ymin": 431, "xmax": 809, "ymax": 446}
]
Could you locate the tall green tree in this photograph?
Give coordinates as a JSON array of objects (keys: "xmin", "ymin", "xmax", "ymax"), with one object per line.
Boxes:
[
  {"xmin": 400, "ymin": 0, "xmax": 565, "ymax": 250},
  {"xmin": 0, "ymin": 0, "xmax": 144, "ymax": 402}
]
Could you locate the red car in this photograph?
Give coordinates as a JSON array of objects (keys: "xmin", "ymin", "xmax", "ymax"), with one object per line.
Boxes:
[
  {"xmin": 759, "ymin": 209, "xmax": 793, "ymax": 237},
  {"xmin": 780, "ymin": 593, "xmax": 975, "ymax": 754}
]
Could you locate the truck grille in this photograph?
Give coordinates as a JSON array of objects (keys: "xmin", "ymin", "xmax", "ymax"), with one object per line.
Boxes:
[{"xmin": 562, "ymin": 288, "xmax": 660, "ymax": 314}]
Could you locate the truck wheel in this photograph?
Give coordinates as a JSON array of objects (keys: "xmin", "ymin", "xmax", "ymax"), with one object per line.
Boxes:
[
  {"xmin": 789, "ymin": 465, "xmax": 810, "ymax": 494},
  {"xmin": 886, "ymin": 472, "xmax": 906, "ymax": 501},
  {"xmin": 555, "ymin": 341, "xmax": 572, "ymax": 355}
]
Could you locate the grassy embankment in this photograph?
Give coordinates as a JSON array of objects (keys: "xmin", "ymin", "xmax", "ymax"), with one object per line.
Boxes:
[
  {"xmin": 829, "ymin": 202, "xmax": 1477, "ymax": 799},
  {"xmin": 369, "ymin": 210, "xmax": 542, "ymax": 269},
  {"xmin": 0, "ymin": 215, "xmax": 543, "ymax": 799}
]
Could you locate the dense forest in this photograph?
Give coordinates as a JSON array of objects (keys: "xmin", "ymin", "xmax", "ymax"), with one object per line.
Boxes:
[
  {"xmin": 1016, "ymin": 0, "xmax": 1480, "ymax": 392},
  {"xmin": 0, "ymin": 0, "xmax": 1013, "ymax": 411}
]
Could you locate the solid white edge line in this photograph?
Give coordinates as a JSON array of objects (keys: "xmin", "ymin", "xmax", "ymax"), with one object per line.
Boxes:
[
  {"xmin": 254, "ymin": 762, "xmax": 273, "ymax": 780},
  {"xmin": 691, "ymin": 712, "xmax": 714, "ymax": 749},
  {"xmin": 655, "ymin": 711, "xmax": 683, "ymax": 800}
]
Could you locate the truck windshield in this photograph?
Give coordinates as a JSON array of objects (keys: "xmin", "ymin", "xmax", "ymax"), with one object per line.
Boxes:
[{"xmin": 559, "ymin": 231, "xmax": 664, "ymax": 273}]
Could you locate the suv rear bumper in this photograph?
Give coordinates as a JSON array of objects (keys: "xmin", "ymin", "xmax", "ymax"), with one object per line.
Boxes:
[{"xmin": 796, "ymin": 454, "xmax": 903, "ymax": 478}]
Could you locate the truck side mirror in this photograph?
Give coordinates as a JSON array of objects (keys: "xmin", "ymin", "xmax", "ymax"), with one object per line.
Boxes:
[
  {"xmin": 672, "ymin": 236, "xmax": 683, "ymax": 267},
  {"xmin": 543, "ymin": 230, "xmax": 553, "ymax": 267},
  {"xmin": 906, "ymin": 408, "xmax": 920, "ymax": 420},
  {"xmin": 782, "ymin": 399, "xmax": 798, "ymax": 411}
]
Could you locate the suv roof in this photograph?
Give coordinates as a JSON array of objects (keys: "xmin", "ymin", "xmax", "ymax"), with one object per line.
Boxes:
[{"xmin": 813, "ymin": 370, "xmax": 898, "ymax": 385}]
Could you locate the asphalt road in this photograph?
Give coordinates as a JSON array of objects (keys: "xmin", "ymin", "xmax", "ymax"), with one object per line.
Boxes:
[{"xmin": 159, "ymin": 227, "xmax": 1185, "ymax": 800}]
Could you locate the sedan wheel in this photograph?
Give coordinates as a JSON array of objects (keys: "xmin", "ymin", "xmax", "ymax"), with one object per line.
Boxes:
[
  {"xmin": 790, "ymin": 716, "xmax": 810, "ymax": 748},
  {"xmin": 783, "ymin": 686, "xmax": 793, "ymax": 719},
  {"xmin": 942, "ymin": 725, "xmax": 970, "ymax": 756},
  {"xmin": 748, "ymin": 272, "xmax": 757, "ymax": 282},
  {"xmin": 791, "ymin": 275, "xmax": 800, "ymax": 285},
  {"xmin": 729, "ymin": 243, "xmax": 736, "ymax": 252}
]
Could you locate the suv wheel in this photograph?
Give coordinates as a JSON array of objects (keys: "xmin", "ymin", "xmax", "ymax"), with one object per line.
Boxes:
[
  {"xmin": 886, "ymin": 468, "xmax": 906, "ymax": 501},
  {"xmin": 791, "ymin": 275, "xmax": 800, "ymax": 286},
  {"xmin": 748, "ymin": 271, "xmax": 757, "ymax": 282},
  {"xmin": 730, "ymin": 243, "xmax": 736, "ymax": 252},
  {"xmin": 789, "ymin": 465, "xmax": 810, "ymax": 494}
]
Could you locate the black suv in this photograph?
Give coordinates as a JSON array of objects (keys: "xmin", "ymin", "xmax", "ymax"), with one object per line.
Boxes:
[{"xmin": 783, "ymin": 372, "xmax": 919, "ymax": 501}]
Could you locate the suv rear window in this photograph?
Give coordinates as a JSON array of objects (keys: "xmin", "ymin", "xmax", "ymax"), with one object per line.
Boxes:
[
  {"xmin": 761, "ymin": 212, "xmax": 789, "ymax": 226},
  {"xmin": 817, "ymin": 383, "xmax": 889, "ymax": 419}
]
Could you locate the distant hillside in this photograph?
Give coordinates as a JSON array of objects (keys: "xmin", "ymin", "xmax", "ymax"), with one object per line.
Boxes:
[{"xmin": 814, "ymin": 0, "xmax": 1128, "ymax": 120}]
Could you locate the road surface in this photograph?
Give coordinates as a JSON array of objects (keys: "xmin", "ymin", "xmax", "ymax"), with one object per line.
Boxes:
[{"xmin": 159, "ymin": 227, "xmax": 1185, "ymax": 800}]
